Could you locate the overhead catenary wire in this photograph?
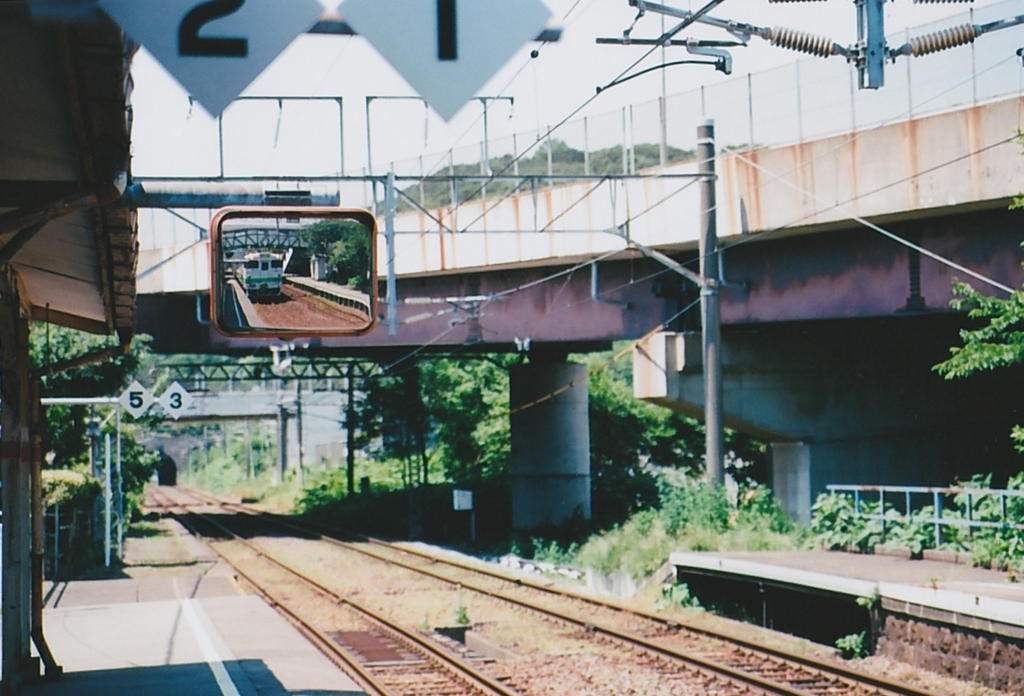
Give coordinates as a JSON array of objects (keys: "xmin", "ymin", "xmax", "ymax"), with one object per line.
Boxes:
[
  {"xmin": 386, "ymin": 2, "xmax": 1022, "ymax": 276},
  {"xmin": 215, "ymin": 2, "xmax": 1024, "ymax": 385}
]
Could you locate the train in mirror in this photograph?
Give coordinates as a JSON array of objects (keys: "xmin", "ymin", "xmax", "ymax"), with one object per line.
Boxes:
[{"xmin": 210, "ymin": 207, "xmax": 377, "ymax": 337}]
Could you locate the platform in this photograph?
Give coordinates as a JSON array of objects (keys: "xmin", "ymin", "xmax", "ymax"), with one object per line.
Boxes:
[
  {"xmin": 670, "ymin": 549, "xmax": 1024, "ymax": 635},
  {"xmin": 21, "ymin": 519, "xmax": 365, "ymax": 696}
]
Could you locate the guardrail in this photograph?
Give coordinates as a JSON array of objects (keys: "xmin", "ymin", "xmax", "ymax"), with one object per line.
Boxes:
[{"xmin": 826, "ymin": 484, "xmax": 1024, "ymax": 547}]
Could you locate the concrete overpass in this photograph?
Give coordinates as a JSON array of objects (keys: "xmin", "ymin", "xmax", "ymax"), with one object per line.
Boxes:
[
  {"xmin": 136, "ymin": 91, "xmax": 1024, "ymax": 522},
  {"xmin": 133, "ymin": 0, "xmax": 1024, "ymax": 524}
]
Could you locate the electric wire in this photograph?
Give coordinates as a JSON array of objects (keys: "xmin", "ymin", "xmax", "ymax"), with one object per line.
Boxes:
[{"xmin": 386, "ymin": 0, "xmax": 729, "ymax": 256}]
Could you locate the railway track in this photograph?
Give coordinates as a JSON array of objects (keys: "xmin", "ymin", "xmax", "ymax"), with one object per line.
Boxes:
[
  {"xmin": 149, "ymin": 487, "xmax": 518, "ymax": 696},
  {"xmin": 157, "ymin": 486, "xmax": 942, "ymax": 696}
]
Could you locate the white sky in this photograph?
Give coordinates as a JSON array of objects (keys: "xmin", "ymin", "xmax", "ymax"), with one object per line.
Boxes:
[{"xmin": 129, "ymin": 0, "xmax": 1012, "ymax": 178}]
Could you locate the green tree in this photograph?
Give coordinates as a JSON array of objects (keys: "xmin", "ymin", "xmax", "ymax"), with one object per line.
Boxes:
[
  {"xmin": 419, "ymin": 357, "xmax": 512, "ymax": 484},
  {"xmin": 934, "ymin": 189, "xmax": 1024, "ymax": 448},
  {"xmin": 31, "ymin": 325, "xmax": 151, "ymax": 465},
  {"xmin": 299, "ymin": 219, "xmax": 372, "ymax": 293},
  {"xmin": 30, "ymin": 324, "xmax": 158, "ymax": 516}
]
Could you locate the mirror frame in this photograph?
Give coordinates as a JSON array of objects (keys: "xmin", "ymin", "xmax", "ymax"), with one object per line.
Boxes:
[{"xmin": 209, "ymin": 206, "xmax": 378, "ymax": 338}]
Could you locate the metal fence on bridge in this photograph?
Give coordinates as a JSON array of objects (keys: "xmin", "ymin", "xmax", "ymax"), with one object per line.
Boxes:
[
  {"xmin": 387, "ymin": 0, "xmax": 1024, "ymax": 181},
  {"xmin": 136, "ymin": 0, "xmax": 1024, "ymax": 250}
]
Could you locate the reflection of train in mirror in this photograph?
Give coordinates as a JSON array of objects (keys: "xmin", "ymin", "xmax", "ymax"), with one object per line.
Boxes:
[{"xmin": 236, "ymin": 250, "xmax": 285, "ymax": 298}]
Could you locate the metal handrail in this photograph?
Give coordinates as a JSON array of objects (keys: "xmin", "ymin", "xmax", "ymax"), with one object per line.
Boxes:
[{"xmin": 826, "ymin": 484, "xmax": 1024, "ymax": 547}]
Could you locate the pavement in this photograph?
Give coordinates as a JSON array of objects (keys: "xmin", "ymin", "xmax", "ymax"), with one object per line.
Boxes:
[{"xmin": 22, "ymin": 517, "xmax": 365, "ymax": 696}]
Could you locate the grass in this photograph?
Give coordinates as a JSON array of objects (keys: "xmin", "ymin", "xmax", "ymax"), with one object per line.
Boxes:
[
  {"xmin": 181, "ymin": 452, "xmax": 305, "ymax": 511},
  {"xmin": 572, "ymin": 480, "xmax": 804, "ymax": 582}
]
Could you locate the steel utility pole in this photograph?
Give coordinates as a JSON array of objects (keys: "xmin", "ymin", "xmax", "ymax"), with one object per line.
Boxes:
[{"xmin": 698, "ymin": 120, "xmax": 723, "ymax": 484}]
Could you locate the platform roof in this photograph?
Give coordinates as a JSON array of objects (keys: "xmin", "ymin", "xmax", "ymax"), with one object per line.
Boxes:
[{"xmin": 0, "ymin": 5, "xmax": 137, "ymax": 341}]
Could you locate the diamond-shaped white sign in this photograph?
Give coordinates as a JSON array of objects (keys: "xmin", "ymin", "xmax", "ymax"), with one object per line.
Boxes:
[
  {"xmin": 158, "ymin": 382, "xmax": 195, "ymax": 420},
  {"xmin": 341, "ymin": 0, "xmax": 551, "ymax": 121},
  {"xmin": 120, "ymin": 381, "xmax": 155, "ymax": 419},
  {"xmin": 98, "ymin": 0, "xmax": 324, "ymax": 116}
]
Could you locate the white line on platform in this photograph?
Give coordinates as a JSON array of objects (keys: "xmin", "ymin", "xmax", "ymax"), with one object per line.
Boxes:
[{"xmin": 181, "ymin": 599, "xmax": 242, "ymax": 696}]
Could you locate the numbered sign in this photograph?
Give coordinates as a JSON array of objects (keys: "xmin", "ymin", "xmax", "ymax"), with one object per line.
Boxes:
[
  {"xmin": 341, "ymin": 0, "xmax": 551, "ymax": 120},
  {"xmin": 158, "ymin": 382, "xmax": 195, "ymax": 420},
  {"xmin": 98, "ymin": 0, "xmax": 324, "ymax": 116},
  {"xmin": 119, "ymin": 381, "xmax": 155, "ymax": 419}
]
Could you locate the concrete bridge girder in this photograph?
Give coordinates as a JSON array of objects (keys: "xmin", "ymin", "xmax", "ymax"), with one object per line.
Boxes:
[
  {"xmin": 135, "ymin": 98, "xmax": 1024, "ymax": 290},
  {"xmin": 635, "ymin": 317, "xmax": 1024, "ymax": 521}
]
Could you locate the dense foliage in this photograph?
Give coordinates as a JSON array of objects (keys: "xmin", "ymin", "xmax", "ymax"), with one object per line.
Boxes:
[
  {"xmin": 574, "ymin": 475, "xmax": 797, "ymax": 581},
  {"xmin": 298, "ymin": 219, "xmax": 372, "ymax": 293},
  {"xmin": 934, "ymin": 184, "xmax": 1024, "ymax": 448},
  {"xmin": 30, "ymin": 324, "xmax": 159, "ymax": 522},
  {"xmin": 289, "ymin": 348, "xmax": 773, "ymax": 553},
  {"xmin": 809, "ymin": 472, "xmax": 1024, "ymax": 572}
]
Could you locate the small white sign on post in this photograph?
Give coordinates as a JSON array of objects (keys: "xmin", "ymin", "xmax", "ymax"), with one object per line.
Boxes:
[
  {"xmin": 119, "ymin": 380, "xmax": 154, "ymax": 419},
  {"xmin": 341, "ymin": 0, "xmax": 551, "ymax": 120},
  {"xmin": 453, "ymin": 489, "xmax": 473, "ymax": 511},
  {"xmin": 158, "ymin": 381, "xmax": 195, "ymax": 420}
]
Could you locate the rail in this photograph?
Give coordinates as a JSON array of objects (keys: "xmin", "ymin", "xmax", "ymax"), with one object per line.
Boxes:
[
  {"xmin": 826, "ymin": 484, "xmax": 1024, "ymax": 546},
  {"xmin": 177, "ymin": 485, "xmax": 941, "ymax": 696}
]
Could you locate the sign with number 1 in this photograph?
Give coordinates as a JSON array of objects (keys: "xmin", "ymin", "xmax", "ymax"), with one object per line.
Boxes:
[
  {"xmin": 98, "ymin": 0, "xmax": 324, "ymax": 116},
  {"xmin": 340, "ymin": 0, "xmax": 551, "ymax": 120}
]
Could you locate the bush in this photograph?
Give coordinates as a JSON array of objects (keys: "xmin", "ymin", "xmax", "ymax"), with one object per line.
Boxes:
[
  {"xmin": 659, "ymin": 477, "xmax": 730, "ymax": 536},
  {"xmin": 42, "ymin": 469, "xmax": 103, "ymax": 577},
  {"xmin": 575, "ymin": 510, "xmax": 676, "ymax": 580},
  {"xmin": 575, "ymin": 476, "xmax": 799, "ymax": 581},
  {"xmin": 836, "ymin": 631, "xmax": 868, "ymax": 659},
  {"xmin": 43, "ymin": 468, "xmax": 101, "ymax": 508},
  {"xmin": 809, "ymin": 474, "xmax": 1024, "ymax": 572}
]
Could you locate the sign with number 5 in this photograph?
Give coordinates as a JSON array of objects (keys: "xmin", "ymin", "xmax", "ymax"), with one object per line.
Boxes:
[
  {"xmin": 119, "ymin": 380, "xmax": 155, "ymax": 419},
  {"xmin": 98, "ymin": 0, "xmax": 324, "ymax": 116}
]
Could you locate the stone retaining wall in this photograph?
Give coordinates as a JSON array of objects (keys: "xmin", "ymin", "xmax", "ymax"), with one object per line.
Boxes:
[{"xmin": 877, "ymin": 614, "xmax": 1024, "ymax": 693}]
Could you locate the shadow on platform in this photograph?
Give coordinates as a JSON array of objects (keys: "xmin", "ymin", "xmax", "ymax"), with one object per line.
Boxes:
[{"xmin": 23, "ymin": 660, "xmax": 364, "ymax": 696}]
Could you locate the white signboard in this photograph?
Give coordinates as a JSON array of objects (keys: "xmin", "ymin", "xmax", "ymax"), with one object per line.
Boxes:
[
  {"xmin": 119, "ymin": 380, "xmax": 154, "ymax": 419},
  {"xmin": 98, "ymin": 0, "xmax": 324, "ymax": 116},
  {"xmin": 453, "ymin": 489, "xmax": 473, "ymax": 511},
  {"xmin": 157, "ymin": 381, "xmax": 195, "ymax": 420},
  {"xmin": 341, "ymin": 0, "xmax": 551, "ymax": 120}
]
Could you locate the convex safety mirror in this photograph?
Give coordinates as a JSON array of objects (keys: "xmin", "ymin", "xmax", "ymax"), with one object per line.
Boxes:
[{"xmin": 210, "ymin": 207, "xmax": 377, "ymax": 337}]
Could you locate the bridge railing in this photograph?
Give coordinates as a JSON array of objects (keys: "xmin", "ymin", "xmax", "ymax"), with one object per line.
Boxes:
[
  {"xmin": 826, "ymin": 483, "xmax": 1024, "ymax": 549},
  {"xmin": 384, "ymin": 0, "xmax": 1024, "ymax": 181}
]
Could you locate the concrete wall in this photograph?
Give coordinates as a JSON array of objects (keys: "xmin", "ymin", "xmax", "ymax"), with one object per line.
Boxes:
[
  {"xmin": 509, "ymin": 362, "xmax": 590, "ymax": 530},
  {"xmin": 635, "ymin": 316, "xmax": 1024, "ymax": 520}
]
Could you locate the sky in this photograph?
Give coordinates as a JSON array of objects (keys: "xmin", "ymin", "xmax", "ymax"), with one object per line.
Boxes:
[{"xmin": 128, "ymin": 0, "xmax": 1014, "ymax": 183}]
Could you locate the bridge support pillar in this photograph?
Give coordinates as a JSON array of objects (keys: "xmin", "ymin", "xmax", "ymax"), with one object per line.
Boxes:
[
  {"xmin": 770, "ymin": 442, "xmax": 812, "ymax": 523},
  {"xmin": 635, "ymin": 321, "xmax": 1024, "ymax": 522},
  {"xmin": 509, "ymin": 361, "xmax": 591, "ymax": 530}
]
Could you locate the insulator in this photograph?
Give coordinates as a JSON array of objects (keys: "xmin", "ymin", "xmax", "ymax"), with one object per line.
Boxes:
[
  {"xmin": 769, "ymin": 27, "xmax": 838, "ymax": 57},
  {"xmin": 909, "ymin": 23, "xmax": 978, "ymax": 56}
]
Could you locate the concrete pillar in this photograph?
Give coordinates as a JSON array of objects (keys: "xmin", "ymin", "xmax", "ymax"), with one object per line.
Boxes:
[
  {"xmin": 770, "ymin": 442, "xmax": 811, "ymax": 523},
  {"xmin": 509, "ymin": 362, "xmax": 591, "ymax": 530},
  {"xmin": 635, "ymin": 319, "xmax": 1024, "ymax": 521}
]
